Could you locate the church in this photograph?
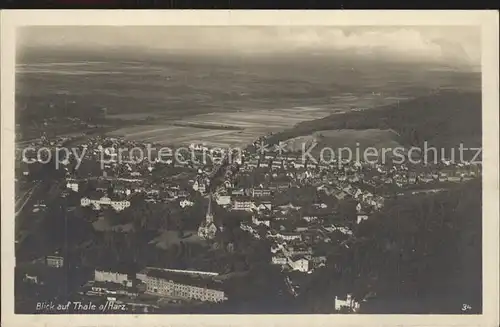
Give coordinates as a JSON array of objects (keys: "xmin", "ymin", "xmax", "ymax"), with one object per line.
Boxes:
[{"xmin": 197, "ymin": 194, "xmax": 218, "ymax": 240}]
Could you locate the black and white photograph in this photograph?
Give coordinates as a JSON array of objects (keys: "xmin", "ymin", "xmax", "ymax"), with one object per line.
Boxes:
[{"xmin": 1, "ymin": 10, "xmax": 498, "ymax": 327}]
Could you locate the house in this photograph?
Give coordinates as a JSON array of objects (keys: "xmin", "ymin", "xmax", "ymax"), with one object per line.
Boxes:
[
  {"xmin": 288, "ymin": 256, "xmax": 310, "ymax": 273},
  {"xmin": 303, "ymin": 216, "xmax": 318, "ymax": 223},
  {"xmin": 24, "ymin": 274, "xmax": 39, "ymax": 284},
  {"xmin": 311, "ymin": 256, "xmax": 327, "ymax": 267},
  {"xmin": 326, "ymin": 225, "xmax": 353, "ymax": 235},
  {"xmin": 137, "ymin": 269, "xmax": 227, "ymax": 303},
  {"xmin": 357, "ymin": 214, "xmax": 369, "ymax": 224},
  {"xmin": 284, "ymin": 245, "xmax": 313, "ymax": 257},
  {"xmin": 293, "ymin": 162, "xmax": 305, "ymax": 169},
  {"xmin": 279, "ymin": 232, "xmax": 302, "ymax": 241},
  {"xmin": 166, "ymin": 190, "xmax": 178, "ymax": 199},
  {"xmin": 232, "ymin": 198, "xmax": 255, "ymax": 211},
  {"xmin": 374, "ymin": 196, "xmax": 385, "ymax": 209},
  {"xmin": 278, "ymin": 203, "xmax": 302, "ymax": 212},
  {"xmin": 349, "ymin": 175, "xmax": 360, "ymax": 183},
  {"xmin": 66, "ymin": 182, "xmax": 79, "ymax": 192},
  {"xmin": 80, "ymin": 197, "xmax": 131, "ymax": 212},
  {"xmin": 256, "ymin": 201, "xmax": 272, "ymax": 212},
  {"xmin": 192, "ymin": 180, "xmax": 207, "ymax": 193},
  {"xmin": 95, "ymin": 268, "xmax": 132, "ymax": 287},
  {"xmin": 264, "ymin": 153, "xmax": 275, "ymax": 160},
  {"xmin": 313, "ymin": 203, "xmax": 327, "ymax": 209},
  {"xmin": 215, "ymin": 195, "xmax": 231, "ymax": 206},
  {"xmin": 114, "ymin": 185, "xmax": 131, "ymax": 196},
  {"xmin": 240, "ymin": 223, "xmax": 254, "ymax": 233},
  {"xmin": 271, "ymin": 160, "xmax": 283, "ymax": 170},
  {"xmin": 252, "ymin": 215, "xmax": 271, "ymax": 227},
  {"xmin": 231, "ymin": 188, "xmax": 246, "ymax": 196},
  {"xmin": 343, "ymin": 185, "xmax": 355, "ymax": 196},
  {"xmin": 180, "ymin": 199, "xmax": 194, "ymax": 208},
  {"xmin": 247, "ymin": 160, "xmax": 259, "ymax": 169},
  {"xmin": 146, "ymin": 189, "xmax": 160, "ymax": 196},
  {"xmin": 46, "ymin": 255, "xmax": 64, "ymax": 268},
  {"xmin": 334, "ymin": 294, "xmax": 360, "ymax": 313}
]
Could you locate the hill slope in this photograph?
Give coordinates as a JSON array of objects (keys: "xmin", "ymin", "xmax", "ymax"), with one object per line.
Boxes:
[{"xmin": 269, "ymin": 91, "xmax": 481, "ymax": 160}]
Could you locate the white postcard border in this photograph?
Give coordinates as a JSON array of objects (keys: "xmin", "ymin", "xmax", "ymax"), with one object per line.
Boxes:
[{"xmin": 1, "ymin": 10, "xmax": 498, "ymax": 327}]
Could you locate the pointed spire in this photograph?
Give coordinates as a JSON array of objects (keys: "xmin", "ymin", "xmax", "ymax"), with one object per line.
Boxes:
[{"xmin": 206, "ymin": 194, "xmax": 213, "ymax": 223}]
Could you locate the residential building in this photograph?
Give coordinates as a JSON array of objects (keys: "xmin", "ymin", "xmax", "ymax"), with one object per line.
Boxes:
[
  {"xmin": 94, "ymin": 268, "xmax": 132, "ymax": 287},
  {"xmin": 250, "ymin": 188, "xmax": 271, "ymax": 197},
  {"xmin": 288, "ymin": 256, "xmax": 310, "ymax": 273},
  {"xmin": 279, "ymin": 232, "xmax": 302, "ymax": 241},
  {"xmin": 66, "ymin": 182, "xmax": 79, "ymax": 192},
  {"xmin": 80, "ymin": 197, "xmax": 131, "ymax": 212},
  {"xmin": 137, "ymin": 269, "xmax": 227, "ymax": 303},
  {"xmin": 334, "ymin": 294, "xmax": 360, "ymax": 312},
  {"xmin": 256, "ymin": 201, "xmax": 272, "ymax": 212},
  {"xmin": 252, "ymin": 215, "xmax": 271, "ymax": 227},
  {"xmin": 357, "ymin": 214, "xmax": 369, "ymax": 224},
  {"xmin": 231, "ymin": 188, "xmax": 246, "ymax": 196},
  {"xmin": 302, "ymin": 216, "xmax": 318, "ymax": 223},
  {"xmin": 46, "ymin": 255, "xmax": 64, "ymax": 268},
  {"xmin": 232, "ymin": 198, "xmax": 255, "ymax": 211},
  {"xmin": 271, "ymin": 256, "xmax": 288, "ymax": 265},
  {"xmin": 180, "ymin": 199, "xmax": 194, "ymax": 208},
  {"xmin": 192, "ymin": 180, "xmax": 207, "ymax": 194}
]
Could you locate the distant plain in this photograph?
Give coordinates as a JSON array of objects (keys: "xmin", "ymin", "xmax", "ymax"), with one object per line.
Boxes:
[{"xmin": 16, "ymin": 50, "xmax": 481, "ymax": 147}]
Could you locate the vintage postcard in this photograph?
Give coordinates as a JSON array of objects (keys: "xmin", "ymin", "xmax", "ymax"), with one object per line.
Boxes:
[{"xmin": 1, "ymin": 10, "xmax": 499, "ymax": 327}]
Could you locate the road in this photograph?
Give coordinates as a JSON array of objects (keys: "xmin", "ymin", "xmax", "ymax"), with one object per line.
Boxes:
[{"xmin": 15, "ymin": 181, "xmax": 41, "ymax": 217}]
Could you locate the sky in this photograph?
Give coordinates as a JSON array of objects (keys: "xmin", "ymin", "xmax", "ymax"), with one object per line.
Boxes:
[{"xmin": 17, "ymin": 26, "xmax": 481, "ymax": 67}]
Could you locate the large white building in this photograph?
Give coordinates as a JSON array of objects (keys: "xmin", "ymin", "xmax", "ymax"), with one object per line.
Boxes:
[
  {"xmin": 80, "ymin": 197, "xmax": 130, "ymax": 212},
  {"xmin": 232, "ymin": 199, "xmax": 255, "ymax": 211},
  {"xmin": 66, "ymin": 181, "xmax": 79, "ymax": 192},
  {"xmin": 46, "ymin": 255, "xmax": 64, "ymax": 268},
  {"xmin": 271, "ymin": 255, "xmax": 288, "ymax": 265},
  {"xmin": 215, "ymin": 195, "xmax": 231, "ymax": 206},
  {"xmin": 180, "ymin": 199, "xmax": 194, "ymax": 208},
  {"xmin": 288, "ymin": 256, "xmax": 310, "ymax": 273},
  {"xmin": 252, "ymin": 215, "xmax": 271, "ymax": 227},
  {"xmin": 94, "ymin": 269, "xmax": 132, "ymax": 287},
  {"xmin": 137, "ymin": 269, "xmax": 227, "ymax": 303},
  {"xmin": 250, "ymin": 188, "xmax": 271, "ymax": 197},
  {"xmin": 334, "ymin": 294, "xmax": 360, "ymax": 312}
]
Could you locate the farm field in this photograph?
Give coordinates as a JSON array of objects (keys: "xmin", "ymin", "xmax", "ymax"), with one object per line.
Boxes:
[{"xmin": 106, "ymin": 95, "xmax": 407, "ymax": 148}]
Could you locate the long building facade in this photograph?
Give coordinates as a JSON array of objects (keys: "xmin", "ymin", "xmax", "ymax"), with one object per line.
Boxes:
[{"xmin": 136, "ymin": 269, "xmax": 227, "ymax": 303}]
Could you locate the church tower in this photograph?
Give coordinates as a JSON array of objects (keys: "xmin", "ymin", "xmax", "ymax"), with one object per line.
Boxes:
[
  {"xmin": 205, "ymin": 194, "xmax": 214, "ymax": 224},
  {"xmin": 197, "ymin": 194, "xmax": 217, "ymax": 240}
]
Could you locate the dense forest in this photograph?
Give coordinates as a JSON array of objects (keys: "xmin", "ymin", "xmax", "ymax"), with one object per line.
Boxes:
[{"xmin": 296, "ymin": 179, "xmax": 482, "ymax": 314}]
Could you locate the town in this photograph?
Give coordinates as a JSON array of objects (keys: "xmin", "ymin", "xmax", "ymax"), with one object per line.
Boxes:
[{"xmin": 14, "ymin": 130, "xmax": 481, "ymax": 314}]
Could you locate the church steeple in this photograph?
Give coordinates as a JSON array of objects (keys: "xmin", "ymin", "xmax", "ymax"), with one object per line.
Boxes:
[
  {"xmin": 206, "ymin": 194, "xmax": 214, "ymax": 224},
  {"xmin": 198, "ymin": 193, "xmax": 217, "ymax": 240}
]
